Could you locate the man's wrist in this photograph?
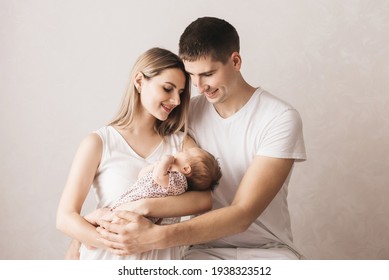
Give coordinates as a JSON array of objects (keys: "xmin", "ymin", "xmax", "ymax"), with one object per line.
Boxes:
[{"xmin": 157, "ymin": 222, "xmax": 182, "ymax": 249}]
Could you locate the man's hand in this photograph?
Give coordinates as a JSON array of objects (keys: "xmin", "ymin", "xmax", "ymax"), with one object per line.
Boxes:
[{"xmin": 96, "ymin": 211, "xmax": 159, "ymax": 255}]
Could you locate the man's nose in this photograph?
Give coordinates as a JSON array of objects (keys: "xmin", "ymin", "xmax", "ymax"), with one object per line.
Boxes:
[{"xmin": 193, "ymin": 77, "xmax": 207, "ymax": 93}]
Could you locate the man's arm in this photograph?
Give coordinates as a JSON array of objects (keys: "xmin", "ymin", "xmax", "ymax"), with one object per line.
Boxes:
[
  {"xmin": 114, "ymin": 190, "xmax": 212, "ymax": 218},
  {"xmin": 96, "ymin": 156, "xmax": 294, "ymax": 255}
]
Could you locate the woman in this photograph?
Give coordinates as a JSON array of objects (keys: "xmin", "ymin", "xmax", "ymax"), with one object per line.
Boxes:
[{"xmin": 56, "ymin": 47, "xmax": 211, "ymax": 260}]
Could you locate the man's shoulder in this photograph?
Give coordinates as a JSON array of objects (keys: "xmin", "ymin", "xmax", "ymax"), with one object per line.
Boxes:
[
  {"xmin": 256, "ymin": 89, "xmax": 293, "ymax": 108},
  {"xmin": 251, "ymin": 90, "xmax": 298, "ymax": 119}
]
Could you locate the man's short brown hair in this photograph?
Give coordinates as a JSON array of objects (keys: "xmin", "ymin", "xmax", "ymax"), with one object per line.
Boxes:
[{"xmin": 179, "ymin": 17, "xmax": 240, "ymax": 64}]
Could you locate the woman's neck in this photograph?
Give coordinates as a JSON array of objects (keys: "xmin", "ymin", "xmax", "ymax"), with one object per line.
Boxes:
[
  {"xmin": 129, "ymin": 115, "xmax": 157, "ymax": 136},
  {"xmin": 114, "ymin": 115, "xmax": 162, "ymax": 159}
]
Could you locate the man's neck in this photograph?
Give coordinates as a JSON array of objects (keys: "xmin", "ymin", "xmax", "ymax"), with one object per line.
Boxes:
[{"xmin": 214, "ymin": 82, "xmax": 256, "ymax": 119}]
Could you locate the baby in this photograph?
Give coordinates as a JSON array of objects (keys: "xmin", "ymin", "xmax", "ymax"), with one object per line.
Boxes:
[{"xmin": 85, "ymin": 147, "xmax": 221, "ymax": 224}]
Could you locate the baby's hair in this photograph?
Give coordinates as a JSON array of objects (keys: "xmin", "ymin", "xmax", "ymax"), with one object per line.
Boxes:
[{"xmin": 186, "ymin": 147, "xmax": 222, "ymax": 191}]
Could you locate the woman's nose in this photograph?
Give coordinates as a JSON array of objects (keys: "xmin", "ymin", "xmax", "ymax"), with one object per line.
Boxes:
[{"xmin": 171, "ymin": 91, "xmax": 181, "ymax": 105}]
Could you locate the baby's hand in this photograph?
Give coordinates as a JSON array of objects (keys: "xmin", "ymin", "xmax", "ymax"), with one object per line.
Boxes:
[{"xmin": 84, "ymin": 208, "xmax": 112, "ymax": 226}]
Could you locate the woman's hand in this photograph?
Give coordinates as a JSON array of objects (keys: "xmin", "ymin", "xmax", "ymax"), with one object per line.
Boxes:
[{"xmin": 84, "ymin": 208, "xmax": 113, "ymax": 226}]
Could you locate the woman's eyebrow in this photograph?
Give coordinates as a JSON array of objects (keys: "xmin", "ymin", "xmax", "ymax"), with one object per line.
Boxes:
[{"xmin": 164, "ymin": 82, "xmax": 177, "ymax": 88}]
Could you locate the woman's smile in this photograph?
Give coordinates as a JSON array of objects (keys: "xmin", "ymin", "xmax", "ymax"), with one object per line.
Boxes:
[{"xmin": 161, "ymin": 103, "xmax": 176, "ymax": 114}]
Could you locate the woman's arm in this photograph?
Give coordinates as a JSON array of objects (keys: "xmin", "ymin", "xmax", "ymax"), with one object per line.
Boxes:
[
  {"xmin": 56, "ymin": 133, "xmax": 108, "ymax": 249},
  {"xmin": 64, "ymin": 239, "xmax": 82, "ymax": 260}
]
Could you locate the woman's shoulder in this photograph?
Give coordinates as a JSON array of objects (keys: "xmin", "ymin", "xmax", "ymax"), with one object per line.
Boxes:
[
  {"xmin": 76, "ymin": 132, "xmax": 103, "ymax": 159},
  {"xmin": 92, "ymin": 125, "xmax": 122, "ymax": 142},
  {"xmin": 93, "ymin": 125, "xmax": 113, "ymax": 136}
]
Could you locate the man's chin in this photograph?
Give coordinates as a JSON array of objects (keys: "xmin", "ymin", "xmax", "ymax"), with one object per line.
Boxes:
[{"xmin": 203, "ymin": 89, "xmax": 219, "ymax": 100}]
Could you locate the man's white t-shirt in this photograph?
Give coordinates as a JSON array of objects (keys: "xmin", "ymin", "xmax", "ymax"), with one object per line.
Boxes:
[{"xmin": 188, "ymin": 88, "xmax": 306, "ymax": 257}]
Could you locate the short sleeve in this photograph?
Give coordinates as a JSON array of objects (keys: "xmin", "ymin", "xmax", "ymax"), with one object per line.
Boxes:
[
  {"xmin": 257, "ymin": 109, "xmax": 306, "ymax": 161},
  {"xmin": 168, "ymin": 171, "xmax": 188, "ymax": 195}
]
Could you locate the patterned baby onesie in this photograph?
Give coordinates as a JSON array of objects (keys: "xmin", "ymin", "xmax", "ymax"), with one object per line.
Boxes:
[{"xmin": 111, "ymin": 171, "xmax": 188, "ymax": 222}]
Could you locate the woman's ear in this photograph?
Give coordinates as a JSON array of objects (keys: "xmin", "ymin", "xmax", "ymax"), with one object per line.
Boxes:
[{"xmin": 134, "ymin": 72, "xmax": 144, "ymax": 92}]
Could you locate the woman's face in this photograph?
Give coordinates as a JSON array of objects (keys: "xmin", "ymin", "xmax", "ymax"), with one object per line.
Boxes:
[{"xmin": 138, "ymin": 68, "xmax": 186, "ymax": 121}]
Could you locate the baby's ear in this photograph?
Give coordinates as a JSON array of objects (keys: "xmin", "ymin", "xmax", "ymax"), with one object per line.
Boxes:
[{"xmin": 181, "ymin": 165, "xmax": 192, "ymax": 175}]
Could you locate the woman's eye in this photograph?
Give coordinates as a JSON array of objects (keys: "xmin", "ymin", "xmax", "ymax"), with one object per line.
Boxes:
[{"xmin": 164, "ymin": 87, "xmax": 173, "ymax": 92}]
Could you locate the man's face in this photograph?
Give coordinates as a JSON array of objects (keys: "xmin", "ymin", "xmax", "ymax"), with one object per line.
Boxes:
[{"xmin": 184, "ymin": 55, "xmax": 237, "ymax": 105}]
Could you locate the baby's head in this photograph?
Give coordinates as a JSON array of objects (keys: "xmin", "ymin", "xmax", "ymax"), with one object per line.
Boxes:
[{"xmin": 179, "ymin": 147, "xmax": 222, "ymax": 191}]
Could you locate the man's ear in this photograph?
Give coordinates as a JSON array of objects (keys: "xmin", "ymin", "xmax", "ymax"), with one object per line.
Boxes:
[
  {"xmin": 134, "ymin": 72, "xmax": 144, "ymax": 92},
  {"xmin": 231, "ymin": 52, "xmax": 242, "ymax": 70},
  {"xmin": 182, "ymin": 165, "xmax": 192, "ymax": 175}
]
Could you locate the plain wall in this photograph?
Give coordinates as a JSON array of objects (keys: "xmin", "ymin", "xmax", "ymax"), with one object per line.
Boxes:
[{"xmin": 1, "ymin": 0, "xmax": 388, "ymax": 259}]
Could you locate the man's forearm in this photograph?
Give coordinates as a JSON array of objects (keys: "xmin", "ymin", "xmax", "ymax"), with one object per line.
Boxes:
[
  {"xmin": 158, "ymin": 205, "xmax": 250, "ymax": 249},
  {"xmin": 95, "ymin": 204, "xmax": 255, "ymax": 255}
]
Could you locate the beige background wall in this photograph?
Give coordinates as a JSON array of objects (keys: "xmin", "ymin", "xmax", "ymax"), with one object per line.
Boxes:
[{"xmin": 1, "ymin": 0, "xmax": 388, "ymax": 259}]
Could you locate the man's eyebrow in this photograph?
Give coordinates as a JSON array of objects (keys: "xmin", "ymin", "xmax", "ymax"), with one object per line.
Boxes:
[{"xmin": 187, "ymin": 70, "xmax": 215, "ymax": 76}]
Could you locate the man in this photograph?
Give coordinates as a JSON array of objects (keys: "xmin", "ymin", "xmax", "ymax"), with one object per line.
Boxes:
[{"xmin": 93, "ymin": 17, "xmax": 307, "ymax": 260}]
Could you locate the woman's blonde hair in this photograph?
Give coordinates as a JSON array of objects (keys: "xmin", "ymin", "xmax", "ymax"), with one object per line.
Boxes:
[{"xmin": 110, "ymin": 47, "xmax": 190, "ymax": 136}]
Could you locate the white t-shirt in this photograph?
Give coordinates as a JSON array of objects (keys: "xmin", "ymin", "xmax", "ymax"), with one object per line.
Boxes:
[{"xmin": 188, "ymin": 88, "xmax": 306, "ymax": 256}]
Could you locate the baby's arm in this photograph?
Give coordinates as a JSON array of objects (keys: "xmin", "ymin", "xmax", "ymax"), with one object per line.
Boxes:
[{"xmin": 152, "ymin": 155, "xmax": 174, "ymax": 188}]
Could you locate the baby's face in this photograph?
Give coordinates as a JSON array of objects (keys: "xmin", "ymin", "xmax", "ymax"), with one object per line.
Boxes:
[
  {"xmin": 171, "ymin": 151, "xmax": 190, "ymax": 171},
  {"xmin": 171, "ymin": 148, "xmax": 202, "ymax": 172}
]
